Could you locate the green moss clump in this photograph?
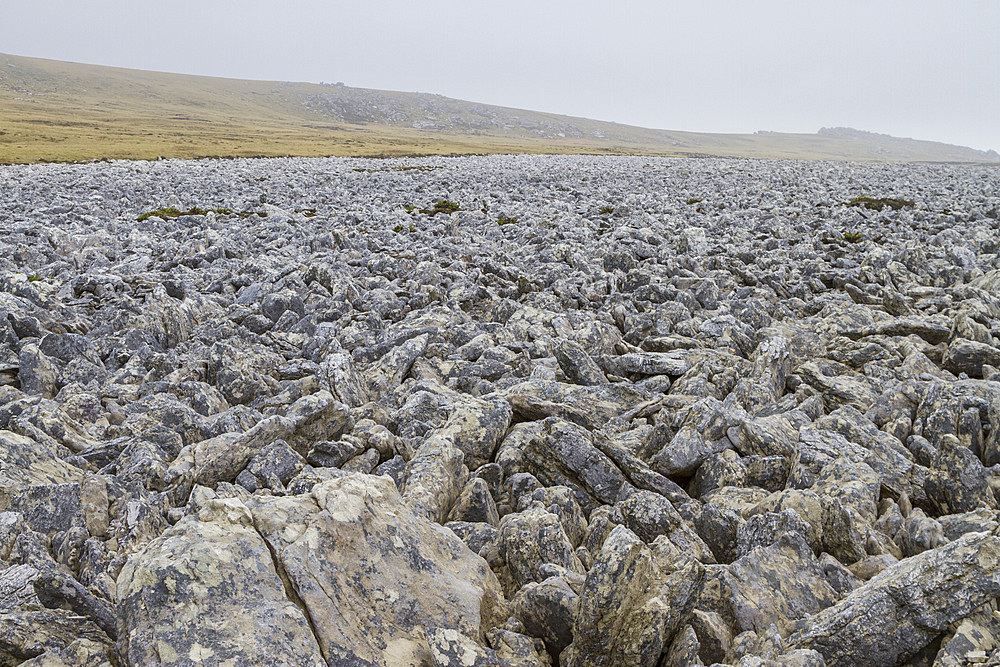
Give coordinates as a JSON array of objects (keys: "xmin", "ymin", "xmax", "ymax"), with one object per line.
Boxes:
[
  {"xmin": 295, "ymin": 208, "xmax": 318, "ymax": 218},
  {"xmin": 845, "ymin": 196, "xmax": 915, "ymax": 212},
  {"xmin": 137, "ymin": 207, "xmax": 182, "ymax": 221},
  {"xmin": 416, "ymin": 199, "xmax": 462, "ymax": 216},
  {"xmin": 137, "ymin": 206, "xmax": 240, "ymax": 221},
  {"xmin": 394, "ymin": 165, "xmax": 440, "ymax": 172},
  {"xmin": 432, "ymin": 199, "xmax": 461, "ymax": 214},
  {"xmin": 843, "ymin": 231, "xmax": 864, "ymax": 243},
  {"xmin": 26, "ymin": 274, "xmax": 41, "ymax": 282},
  {"xmin": 598, "ymin": 206, "xmax": 615, "ymax": 215},
  {"xmin": 686, "ymin": 198, "xmax": 703, "ymax": 205},
  {"xmin": 497, "ymin": 215, "xmax": 519, "ymax": 226}
]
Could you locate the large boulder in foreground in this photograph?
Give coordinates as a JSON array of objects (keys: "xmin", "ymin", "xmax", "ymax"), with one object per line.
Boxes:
[
  {"xmin": 118, "ymin": 474, "xmax": 508, "ymax": 666},
  {"xmin": 788, "ymin": 532, "xmax": 1000, "ymax": 666},
  {"xmin": 116, "ymin": 498, "xmax": 325, "ymax": 666},
  {"xmin": 247, "ymin": 473, "xmax": 509, "ymax": 666}
]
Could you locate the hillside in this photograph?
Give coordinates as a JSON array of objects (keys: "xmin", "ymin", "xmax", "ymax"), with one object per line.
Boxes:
[{"xmin": 1, "ymin": 52, "xmax": 997, "ymax": 164}]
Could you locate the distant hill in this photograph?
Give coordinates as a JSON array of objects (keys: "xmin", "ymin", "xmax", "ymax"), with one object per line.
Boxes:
[{"xmin": 1, "ymin": 52, "xmax": 997, "ymax": 164}]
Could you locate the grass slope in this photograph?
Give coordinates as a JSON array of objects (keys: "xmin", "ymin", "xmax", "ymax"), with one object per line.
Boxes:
[{"xmin": 1, "ymin": 52, "xmax": 997, "ymax": 164}]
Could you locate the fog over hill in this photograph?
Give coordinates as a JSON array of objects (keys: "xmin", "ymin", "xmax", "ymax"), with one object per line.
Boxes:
[{"xmin": 1, "ymin": 52, "xmax": 998, "ymax": 164}]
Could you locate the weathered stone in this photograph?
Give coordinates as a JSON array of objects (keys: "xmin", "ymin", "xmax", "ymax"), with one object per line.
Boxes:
[
  {"xmin": 943, "ymin": 338, "xmax": 1000, "ymax": 378},
  {"xmin": 554, "ymin": 340, "xmax": 608, "ymax": 386},
  {"xmin": 17, "ymin": 638, "xmax": 115, "ymax": 666},
  {"xmin": 561, "ymin": 525, "xmax": 704, "ymax": 667},
  {"xmin": 320, "ymin": 351, "xmax": 369, "ymax": 407},
  {"xmin": 449, "ymin": 477, "xmax": 501, "ymax": 526},
  {"xmin": 521, "ymin": 418, "xmax": 630, "ymax": 510},
  {"xmin": 510, "ymin": 575, "xmax": 579, "ymax": 656},
  {"xmin": 7, "ymin": 147, "xmax": 1000, "ymax": 666},
  {"xmin": 17, "ymin": 344, "xmax": 58, "ymax": 399},
  {"xmin": 789, "ymin": 532, "xmax": 1000, "ymax": 666},
  {"xmin": 247, "ymin": 474, "xmax": 508, "ymax": 666},
  {"xmin": 925, "ymin": 434, "xmax": 997, "ymax": 515},
  {"xmin": 80, "ymin": 476, "xmax": 110, "ymax": 539},
  {"xmin": 402, "ymin": 435, "xmax": 468, "ymax": 523},
  {"xmin": 116, "ymin": 498, "xmax": 325, "ymax": 666},
  {"xmin": 164, "ymin": 414, "xmax": 295, "ymax": 491},
  {"xmin": 662, "ymin": 624, "xmax": 701, "ymax": 667},
  {"xmin": 614, "ymin": 489, "xmax": 715, "ymax": 563},
  {"xmin": 702, "ymin": 532, "xmax": 839, "ymax": 636},
  {"xmin": 32, "ymin": 569, "xmax": 116, "ymax": 639},
  {"xmin": 518, "ymin": 485, "xmax": 588, "ymax": 548},
  {"xmin": 735, "ymin": 509, "xmax": 812, "ymax": 558},
  {"xmin": 651, "ymin": 396, "xmax": 744, "ymax": 477},
  {"xmin": 500, "ymin": 507, "xmax": 584, "ymax": 589},
  {"xmin": 240, "ymin": 438, "xmax": 306, "ymax": 492},
  {"xmin": 281, "ymin": 390, "xmax": 352, "ymax": 455},
  {"xmin": 434, "ymin": 393, "xmax": 512, "ymax": 471},
  {"xmin": 426, "ymin": 627, "xmax": 503, "ymax": 667},
  {"xmin": 446, "ymin": 521, "xmax": 499, "ymax": 556},
  {"xmin": 600, "ymin": 351, "xmax": 693, "ymax": 377},
  {"xmin": 932, "ymin": 604, "xmax": 1000, "ymax": 667},
  {"xmin": 0, "ymin": 609, "xmax": 113, "ymax": 666},
  {"xmin": 501, "ymin": 380, "xmax": 652, "ymax": 430},
  {"xmin": 0, "ymin": 430, "xmax": 83, "ymax": 490},
  {"xmin": 487, "ymin": 627, "xmax": 552, "ymax": 667}
]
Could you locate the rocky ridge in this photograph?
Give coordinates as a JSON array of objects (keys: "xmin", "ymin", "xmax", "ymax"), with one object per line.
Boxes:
[{"xmin": 0, "ymin": 154, "xmax": 999, "ymax": 666}]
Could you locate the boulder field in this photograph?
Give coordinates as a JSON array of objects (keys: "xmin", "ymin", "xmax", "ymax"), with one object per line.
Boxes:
[{"xmin": 1, "ymin": 154, "xmax": 999, "ymax": 665}]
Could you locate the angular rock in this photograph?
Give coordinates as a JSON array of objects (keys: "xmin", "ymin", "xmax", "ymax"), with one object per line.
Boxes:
[
  {"xmin": 521, "ymin": 418, "xmax": 630, "ymax": 510},
  {"xmin": 943, "ymin": 338, "xmax": 1000, "ymax": 378},
  {"xmin": 247, "ymin": 474, "xmax": 508, "ymax": 666},
  {"xmin": 702, "ymin": 532, "xmax": 839, "ymax": 636},
  {"xmin": 561, "ymin": 525, "xmax": 704, "ymax": 667},
  {"xmin": 402, "ymin": 435, "xmax": 468, "ymax": 523},
  {"xmin": 116, "ymin": 498, "xmax": 325, "ymax": 666},
  {"xmin": 500, "ymin": 507, "xmax": 584, "ymax": 589},
  {"xmin": 554, "ymin": 339, "xmax": 608, "ymax": 386},
  {"xmin": 501, "ymin": 380, "xmax": 652, "ymax": 430},
  {"xmin": 789, "ymin": 532, "xmax": 1000, "ymax": 666}
]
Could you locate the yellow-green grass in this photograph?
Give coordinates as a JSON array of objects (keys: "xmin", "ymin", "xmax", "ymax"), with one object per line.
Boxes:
[{"xmin": 1, "ymin": 52, "xmax": 996, "ymax": 164}]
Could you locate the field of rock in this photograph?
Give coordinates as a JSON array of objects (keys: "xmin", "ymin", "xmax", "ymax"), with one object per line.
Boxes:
[{"xmin": 1, "ymin": 154, "xmax": 1000, "ymax": 666}]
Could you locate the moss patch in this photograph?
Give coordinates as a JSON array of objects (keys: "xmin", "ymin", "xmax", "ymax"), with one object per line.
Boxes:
[
  {"xmin": 137, "ymin": 206, "xmax": 264, "ymax": 221},
  {"xmin": 411, "ymin": 199, "xmax": 462, "ymax": 216},
  {"xmin": 844, "ymin": 196, "xmax": 915, "ymax": 212}
]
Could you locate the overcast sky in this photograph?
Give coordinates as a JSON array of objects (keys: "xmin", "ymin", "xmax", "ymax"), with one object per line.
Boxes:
[{"xmin": 3, "ymin": 1, "xmax": 998, "ymax": 151}]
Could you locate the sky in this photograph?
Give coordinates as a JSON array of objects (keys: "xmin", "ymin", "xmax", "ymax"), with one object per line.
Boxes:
[{"xmin": 2, "ymin": 0, "xmax": 999, "ymax": 151}]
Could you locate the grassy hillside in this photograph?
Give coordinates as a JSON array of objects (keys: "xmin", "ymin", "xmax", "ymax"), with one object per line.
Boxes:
[{"xmin": 1, "ymin": 52, "xmax": 997, "ymax": 164}]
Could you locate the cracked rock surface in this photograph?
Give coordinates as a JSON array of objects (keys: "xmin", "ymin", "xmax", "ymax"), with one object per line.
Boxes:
[{"xmin": 1, "ymin": 154, "xmax": 1000, "ymax": 665}]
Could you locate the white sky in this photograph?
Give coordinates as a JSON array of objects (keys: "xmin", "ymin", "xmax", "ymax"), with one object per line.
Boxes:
[{"xmin": 2, "ymin": 0, "xmax": 999, "ymax": 151}]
